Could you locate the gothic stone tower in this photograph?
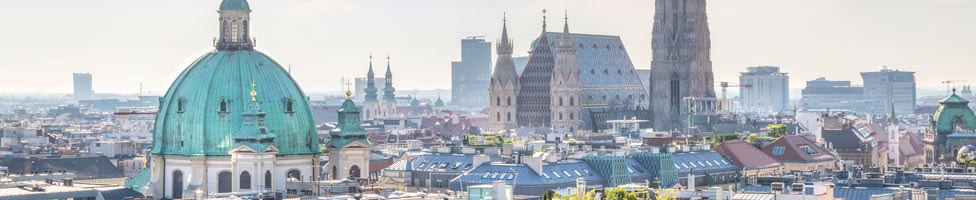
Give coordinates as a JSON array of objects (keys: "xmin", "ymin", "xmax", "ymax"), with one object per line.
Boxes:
[
  {"xmin": 550, "ymin": 14, "xmax": 584, "ymax": 132},
  {"xmin": 489, "ymin": 14, "xmax": 520, "ymax": 131},
  {"xmin": 649, "ymin": 0, "xmax": 715, "ymax": 131}
]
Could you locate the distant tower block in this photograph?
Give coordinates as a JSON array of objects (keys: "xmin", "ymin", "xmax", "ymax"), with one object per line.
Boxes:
[{"xmin": 649, "ymin": 0, "xmax": 716, "ymax": 132}]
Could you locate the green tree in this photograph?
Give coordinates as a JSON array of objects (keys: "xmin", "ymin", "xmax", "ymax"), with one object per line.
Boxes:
[
  {"xmin": 605, "ymin": 187, "xmax": 638, "ymax": 200},
  {"xmin": 766, "ymin": 124, "xmax": 788, "ymax": 137}
]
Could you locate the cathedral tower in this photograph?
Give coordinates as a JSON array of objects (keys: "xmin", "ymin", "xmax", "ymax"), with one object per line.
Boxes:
[
  {"xmin": 649, "ymin": 0, "xmax": 715, "ymax": 131},
  {"xmin": 550, "ymin": 13, "xmax": 584, "ymax": 132},
  {"xmin": 489, "ymin": 13, "xmax": 520, "ymax": 131}
]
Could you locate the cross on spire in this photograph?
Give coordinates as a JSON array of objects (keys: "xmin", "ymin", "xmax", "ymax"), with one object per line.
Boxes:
[
  {"xmin": 345, "ymin": 80, "xmax": 353, "ymax": 99},
  {"xmin": 542, "ymin": 9, "xmax": 547, "ymax": 32},
  {"xmin": 250, "ymin": 78, "xmax": 257, "ymax": 102}
]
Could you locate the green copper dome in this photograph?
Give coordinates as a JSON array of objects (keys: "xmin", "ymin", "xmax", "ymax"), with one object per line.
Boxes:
[
  {"xmin": 151, "ymin": 50, "xmax": 318, "ymax": 157},
  {"xmin": 219, "ymin": 0, "xmax": 251, "ymax": 11},
  {"xmin": 932, "ymin": 90, "xmax": 976, "ymax": 134}
]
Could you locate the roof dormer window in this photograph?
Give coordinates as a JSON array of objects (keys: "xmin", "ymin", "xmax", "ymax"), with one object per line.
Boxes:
[
  {"xmin": 285, "ymin": 99, "xmax": 294, "ymax": 113},
  {"xmin": 219, "ymin": 98, "xmax": 228, "ymax": 113}
]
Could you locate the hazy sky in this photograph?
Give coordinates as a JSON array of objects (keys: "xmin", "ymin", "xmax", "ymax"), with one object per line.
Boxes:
[{"xmin": 0, "ymin": 0, "xmax": 973, "ymax": 95}]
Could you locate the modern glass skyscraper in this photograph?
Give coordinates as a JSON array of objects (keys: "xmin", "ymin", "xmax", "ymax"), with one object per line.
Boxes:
[
  {"xmin": 452, "ymin": 37, "xmax": 492, "ymax": 108},
  {"xmin": 861, "ymin": 68, "xmax": 916, "ymax": 114},
  {"xmin": 72, "ymin": 73, "xmax": 93, "ymax": 101}
]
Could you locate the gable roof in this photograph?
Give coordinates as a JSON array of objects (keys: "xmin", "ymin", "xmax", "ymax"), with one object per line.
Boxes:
[
  {"xmin": 713, "ymin": 140, "xmax": 782, "ymax": 170},
  {"xmin": 5, "ymin": 156, "xmax": 124, "ymax": 179}
]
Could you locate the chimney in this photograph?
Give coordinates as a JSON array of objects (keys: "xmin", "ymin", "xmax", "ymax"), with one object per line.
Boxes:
[
  {"xmin": 687, "ymin": 173, "xmax": 696, "ymax": 191},
  {"xmin": 523, "ymin": 155, "xmax": 544, "ymax": 175},
  {"xmin": 472, "ymin": 154, "xmax": 490, "ymax": 169}
]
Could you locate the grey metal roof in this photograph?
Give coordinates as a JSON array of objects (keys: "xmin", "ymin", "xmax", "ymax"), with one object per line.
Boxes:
[
  {"xmin": 670, "ymin": 151, "xmax": 740, "ymax": 174},
  {"xmin": 450, "ymin": 161, "xmax": 603, "ymax": 187},
  {"xmin": 384, "ymin": 154, "xmax": 501, "ymax": 173},
  {"xmin": 534, "ymin": 32, "xmax": 647, "ymax": 107},
  {"xmin": 743, "ymin": 185, "xmax": 976, "ymax": 199}
]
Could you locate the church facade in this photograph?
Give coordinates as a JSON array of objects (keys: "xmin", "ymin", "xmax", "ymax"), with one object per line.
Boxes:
[
  {"xmin": 132, "ymin": 1, "xmax": 321, "ymax": 199},
  {"xmin": 490, "ymin": 12, "xmax": 648, "ymax": 132}
]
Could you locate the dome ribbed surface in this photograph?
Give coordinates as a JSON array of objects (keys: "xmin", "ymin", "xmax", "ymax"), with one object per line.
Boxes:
[{"xmin": 150, "ymin": 50, "xmax": 318, "ymax": 156}]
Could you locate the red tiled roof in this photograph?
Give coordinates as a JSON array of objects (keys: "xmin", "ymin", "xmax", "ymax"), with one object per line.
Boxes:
[
  {"xmin": 713, "ymin": 140, "xmax": 782, "ymax": 170},
  {"xmin": 762, "ymin": 135, "xmax": 836, "ymax": 163}
]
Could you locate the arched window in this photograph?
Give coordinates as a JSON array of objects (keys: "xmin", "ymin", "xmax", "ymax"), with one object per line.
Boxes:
[
  {"xmin": 219, "ymin": 99, "xmax": 228, "ymax": 113},
  {"xmin": 507, "ymin": 112, "xmax": 512, "ymax": 121},
  {"xmin": 177, "ymin": 99, "xmax": 184, "ymax": 113},
  {"xmin": 507, "ymin": 97, "xmax": 511, "ymax": 106},
  {"xmin": 172, "ymin": 170, "xmax": 184, "ymax": 199},
  {"xmin": 222, "ymin": 21, "xmax": 228, "ymax": 42},
  {"xmin": 217, "ymin": 171, "xmax": 232, "ymax": 193},
  {"xmin": 559, "ymin": 97, "xmax": 564, "ymax": 106},
  {"xmin": 285, "ymin": 99, "xmax": 294, "ymax": 113},
  {"xmin": 496, "ymin": 112, "xmax": 501, "ymax": 121},
  {"xmin": 569, "ymin": 97, "xmax": 575, "ymax": 106},
  {"xmin": 559, "ymin": 112, "xmax": 563, "ymax": 120},
  {"xmin": 240, "ymin": 171, "xmax": 251, "ymax": 189},
  {"xmin": 231, "ymin": 21, "xmax": 239, "ymax": 43},
  {"xmin": 332, "ymin": 166, "xmax": 338, "ymax": 180},
  {"xmin": 287, "ymin": 170, "xmax": 302, "ymax": 181},
  {"xmin": 496, "ymin": 97, "xmax": 501, "ymax": 106},
  {"xmin": 671, "ymin": 73, "xmax": 680, "ymax": 106},
  {"xmin": 264, "ymin": 171, "xmax": 272, "ymax": 189},
  {"xmin": 570, "ymin": 113, "xmax": 574, "ymax": 120},
  {"xmin": 243, "ymin": 20, "xmax": 249, "ymax": 40},
  {"xmin": 350, "ymin": 165, "xmax": 361, "ymax": 179}
]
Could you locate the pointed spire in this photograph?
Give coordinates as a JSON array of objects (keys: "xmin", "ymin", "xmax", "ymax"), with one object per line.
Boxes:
[
  {"xmin": 364, "ymin": 53, "xmax": 379, "ymax": 102},
  {"xmin": 542, "ymin": 9, "xmax": 547, "ymax": 33},
  {"xmin": 558, "ymin": 10, "xmax": 575, "ymax": 48},
  {"xmin": 501, "ymin": 12, "xmax": 510, "ymax": 43},
  {"xmin": 889, "ymin": 100, "xmax": 899, "ymax": 125}
]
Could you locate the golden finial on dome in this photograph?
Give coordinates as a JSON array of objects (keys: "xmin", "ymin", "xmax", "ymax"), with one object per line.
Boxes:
[{"xmin": 250, "ymin": 78, "xmax": 257, "ymax": 102}]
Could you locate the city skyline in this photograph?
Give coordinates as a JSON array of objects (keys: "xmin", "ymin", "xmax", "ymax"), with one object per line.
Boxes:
[{"xmin": 1, "ymin": 0, "xmax": 974, "ymax": 94}]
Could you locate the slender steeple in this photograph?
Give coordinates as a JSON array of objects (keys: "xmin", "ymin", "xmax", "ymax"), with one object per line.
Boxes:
[
  {"xmin": 889, "ymin": 101, "xmax": 899, "ymax": 125},
  {"xmin": 542, "ymin": 9, "xmax": 547, "ymax": 33},
  {"xmin": 217, "ymin": 0, "xmax": 254, "ymax": 50},
  {"xmin": 383, "ymin": 55, "xmax": 396, "ymax": 101},
  {"xmin": 555, "ymin": 11, "xmax": 578, "ymax": 77},
  {"xmin": 364, "ymin": 54, "xmax": 378, "ymax": 102}
]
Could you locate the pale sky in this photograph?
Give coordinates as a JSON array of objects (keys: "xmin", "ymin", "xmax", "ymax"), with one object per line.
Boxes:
[{"xmin": 0, "ymin": 0, "xmax": 973, "ymax": 95}]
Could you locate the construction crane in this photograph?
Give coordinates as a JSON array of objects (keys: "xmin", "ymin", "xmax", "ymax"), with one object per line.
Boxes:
[
  {"xmin": 941, "ymin": 80, "xmax": 967, "ymax": 95},
  {"xmin": 719, "ymin": 82, "xmax": 752, "ymax": 116}
]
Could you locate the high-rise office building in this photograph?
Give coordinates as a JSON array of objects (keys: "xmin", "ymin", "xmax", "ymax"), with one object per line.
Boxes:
[
  {"xmin": 451, "ymin": 37, "xmax": 492, "ymax": 108},
  {"xmin": 649, "ymin": 0, "xmax": 716, "ymax": 131},
  {"xmin": 861, "ymin": 68, "xmax": 916, "ymax": 114},
  {"xmin": 72, "ymin": 73, "xmax": 94, "ymax": 101},
  {"xmin": 739, "ymin": 66, "xmax": 789, "ymax": 113},
  {"xmin": 801, "ymin": 77, "xmax": 864, "ymax": 112}
]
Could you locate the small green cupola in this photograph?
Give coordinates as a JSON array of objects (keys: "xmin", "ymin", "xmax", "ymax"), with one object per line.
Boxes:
[
  {"xmin": 435, "ymin": 96, "xmax": 445, "ymax": 107},
  {"xmin": 328, "ymin": 90, "xmax": 372, "ymax": 148},
  {"xmin": 233, "ymin": 81, "xmax": 276, "ymax": 151},
  {"xmin": 220, "ymin": 0, "xmax": 251, "ymax": 11},
  {"xmin": 410, "ymin": 96, "xmax": 420, "ymax": 106}
]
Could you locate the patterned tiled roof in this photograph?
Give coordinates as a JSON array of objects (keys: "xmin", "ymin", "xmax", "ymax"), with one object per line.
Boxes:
[{"xmin": 762, "ymin": 135, "xmax": 836, "ymax": 163}]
